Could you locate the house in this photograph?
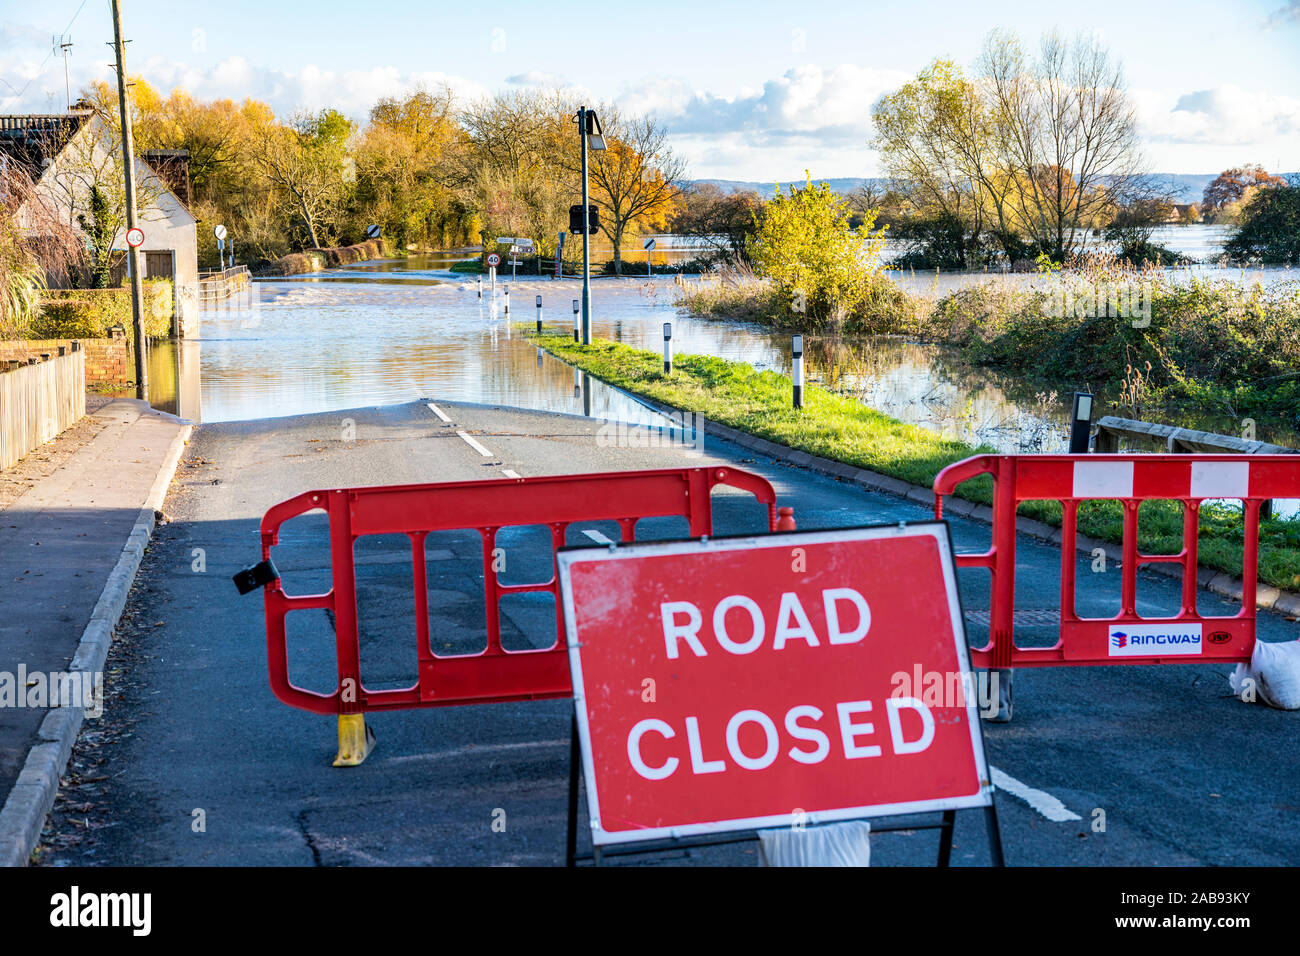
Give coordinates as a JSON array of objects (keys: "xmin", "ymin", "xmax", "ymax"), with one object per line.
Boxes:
[{"xmin": 0, "ymin": 109, "xmax": 200, "ymax": 337}]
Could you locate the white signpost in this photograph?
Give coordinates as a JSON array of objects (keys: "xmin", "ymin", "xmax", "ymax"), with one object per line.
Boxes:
[{"xmin": 644, "ymin": 236, "xmax": 656, "ymax": 276}]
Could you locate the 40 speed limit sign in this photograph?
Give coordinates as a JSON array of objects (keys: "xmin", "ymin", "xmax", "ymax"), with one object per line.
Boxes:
[{"xmin": 556, "ymin": 522, "xmax": 993, "ymax": 846}]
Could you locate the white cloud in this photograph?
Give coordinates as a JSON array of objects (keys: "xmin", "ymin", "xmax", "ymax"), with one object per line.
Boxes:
[{"xmin": 1137, "ymin": 84, "xmax": 1300, "ymax": 146}]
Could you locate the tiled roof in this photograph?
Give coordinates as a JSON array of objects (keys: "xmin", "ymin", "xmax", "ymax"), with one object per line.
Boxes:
[{"xmin": 0, "ymin": 111, "xmax": 93, "ymax": 177}]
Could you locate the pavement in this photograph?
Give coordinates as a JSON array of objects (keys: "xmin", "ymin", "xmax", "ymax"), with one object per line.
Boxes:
[
  {"xmin": 0, "ymin": 398, "xmax": 191, "ymax": 865},
  {"xmin": 28, "ymin": 398, "xmax": 1300, "ymax": 867}
]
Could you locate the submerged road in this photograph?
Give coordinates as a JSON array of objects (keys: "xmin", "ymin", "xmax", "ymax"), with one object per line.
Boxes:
[{"xmin": 37, "ymin": 399, "xmax": 1300, "ymax": 866}]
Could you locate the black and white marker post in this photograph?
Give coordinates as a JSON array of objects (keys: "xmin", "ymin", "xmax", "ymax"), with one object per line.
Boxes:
[
  {"xmin": 572, "ymin": 299, "xmax": 580, "ymax": 342},
  {"xmin": 792, "ymin": 334, "xmax": 805, "ymax": 409},
  {"xmin": 536, "ymin": 295, "xmax": 543, "ymax": 333},
  {"xmin": 477, "ymin": 276, "xmax": 482, "ymax": 299},
  {"xmin": 503, "ymin": 286, "xmax": 510, "ymax": 315},
  {"xmin": 1069, "ymin": 391, "xmax": 1094, "ymax": 453},
  {"xmin": 663, "ymin": 321, "xmax": 673, "ymax": 374}
]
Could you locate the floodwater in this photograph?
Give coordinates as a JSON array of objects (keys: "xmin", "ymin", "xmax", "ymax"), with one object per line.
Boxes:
[{"xmin": 157, "ymin": 248, "xmax": 1297, "ymax": 514}]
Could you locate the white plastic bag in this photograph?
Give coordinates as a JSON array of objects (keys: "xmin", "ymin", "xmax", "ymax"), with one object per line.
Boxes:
[
  {"xmin": 758, "ymin": 820, "xmax": 871, "ymax": 867},
  {"xmin": 1229, "ymin": 639, "xmax": 1300, "ymax": 710}
]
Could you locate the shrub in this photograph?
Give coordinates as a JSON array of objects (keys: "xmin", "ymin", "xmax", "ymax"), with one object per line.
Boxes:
[
  {"xmin": 1224, "ymin": 184, "xmax": 1300, "ymax": 264},
  {"xmin": 32, "ymin": 279, "xmax": 174, "ymax": 339}
]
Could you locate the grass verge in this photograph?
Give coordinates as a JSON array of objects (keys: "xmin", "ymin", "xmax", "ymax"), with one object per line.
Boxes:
[{"xmin": 529, "ymin": 331, "xmax": 1300, "ymax": 593}]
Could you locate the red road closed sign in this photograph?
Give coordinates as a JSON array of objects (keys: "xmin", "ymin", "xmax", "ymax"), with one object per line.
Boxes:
[{"xmin": 557, "ymin": 523, "xmax": 992, "ymax": 846}]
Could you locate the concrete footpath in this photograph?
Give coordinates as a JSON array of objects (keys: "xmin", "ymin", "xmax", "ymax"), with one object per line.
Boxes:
[
  {"xmin": 0, "ymin": 398, "xmax": 191, "ymax": 866},
  {"xmin": 31, "ymin": 399, "xmax": 1300, "ymax": 867}
]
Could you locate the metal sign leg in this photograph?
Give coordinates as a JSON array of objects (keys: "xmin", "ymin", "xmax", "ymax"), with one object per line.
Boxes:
[
  {"xmin": 985, "ymin": 804, "xmax": 1006, "ymax": 867},
  {"xmin": 937, "ymin": 809, "xmax": 956, "ymax": 867},
  {"xmin": 566, "ymin": 710, "xmax": 580, "ymax": 868}
]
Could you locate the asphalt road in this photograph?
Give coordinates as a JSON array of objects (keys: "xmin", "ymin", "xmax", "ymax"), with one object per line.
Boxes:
[{"xmin": 38, "ymin": 399, "xmax": 1300, "ymax": 866}]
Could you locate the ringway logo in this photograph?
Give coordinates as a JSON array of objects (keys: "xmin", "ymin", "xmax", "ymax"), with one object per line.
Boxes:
[{"xmin": 1107, "ymin": 623, "xmax": 1203, "ymax": 657}]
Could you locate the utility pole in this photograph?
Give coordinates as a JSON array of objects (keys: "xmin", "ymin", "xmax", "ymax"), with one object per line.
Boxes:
[
  {"xmin": 110, "ymin": 0, "xmax": 148, "ymax": 401},
  {"xmin": 579, "ymin": 106, "xmax": 592, "ymax": 345}
]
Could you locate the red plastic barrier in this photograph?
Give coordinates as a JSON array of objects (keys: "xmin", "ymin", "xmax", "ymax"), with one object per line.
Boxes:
[
  {"xmin": 259, "ymin": 467, "xmax": 794, "ymax": 714},
  {"xmin": 933, "ymin": 453, "xmax": 1300, "ymax": 669}
]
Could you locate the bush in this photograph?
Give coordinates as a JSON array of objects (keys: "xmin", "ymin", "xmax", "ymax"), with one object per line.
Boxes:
[
  {"xmin": 33, "ymin": 279, "xmax": 174, "ymax": 338},
  {"xmin": 1224, "ymin": 184, "xmax": 1300, "ymax": 264},
  {"xmin": 746, "ymin": 175, "xmax": 890, "ymax": 330}
]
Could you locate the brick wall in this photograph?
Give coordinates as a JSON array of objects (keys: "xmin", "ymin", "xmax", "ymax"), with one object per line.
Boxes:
[{"xmin": 0, "ymin": 330, "xmax": 133, "ymax": 389}]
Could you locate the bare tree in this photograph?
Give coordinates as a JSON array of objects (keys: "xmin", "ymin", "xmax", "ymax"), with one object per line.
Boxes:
[{"xmin": 979, "ymin": 30, "xmax": 1145, "ymax": 260}]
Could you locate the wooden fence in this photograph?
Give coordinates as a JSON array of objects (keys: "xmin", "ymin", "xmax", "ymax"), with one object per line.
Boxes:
[{"xmin": 0, "ymin": 346, "xmax": 86, "ymax": 471}]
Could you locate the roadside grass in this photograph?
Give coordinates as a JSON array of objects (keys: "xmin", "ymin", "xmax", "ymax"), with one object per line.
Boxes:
[{"xmin": 529, "ymin": 331, "xmax": 1300, "ymax": 593}]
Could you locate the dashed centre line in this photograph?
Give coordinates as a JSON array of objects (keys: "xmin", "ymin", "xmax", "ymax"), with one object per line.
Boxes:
[
  {"xmin": 989, "ymin": 765, "xmax": 1082, "ymax": 822},
  {"xmin": 456, "ymin": 431, "xmax": 494, "ymax": 457},
  {"xmin": 425, "ymin": 402, "xmax": 453, "ymax": 423}
]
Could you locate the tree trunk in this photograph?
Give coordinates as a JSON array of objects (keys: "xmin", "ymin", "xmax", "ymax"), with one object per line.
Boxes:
[{"xmin": 612, "ymin": 232, "xmax": 623, "ymax": 276}]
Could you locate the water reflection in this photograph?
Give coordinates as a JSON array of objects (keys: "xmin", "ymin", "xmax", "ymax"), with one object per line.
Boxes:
[{"xmin": 191, "ymin": 257, "xmax": 1298, "ymax": 458}]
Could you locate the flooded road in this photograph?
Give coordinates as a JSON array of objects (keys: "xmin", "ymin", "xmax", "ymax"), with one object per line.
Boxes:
[{"xmin": 177, "ymin": 251, "xmax": 1297, "ymax": 465}]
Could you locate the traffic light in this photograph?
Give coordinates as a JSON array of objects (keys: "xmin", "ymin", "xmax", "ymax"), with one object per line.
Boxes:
[{"xmin": 569, "ymin": 204, "xmax": 600, "ymax": 235}]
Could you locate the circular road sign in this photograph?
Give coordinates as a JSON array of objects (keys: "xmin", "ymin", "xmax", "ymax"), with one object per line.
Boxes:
[
  {"xmin": 213, "ymin": 224, "xmax": 228, "ymax": 241},
  {"xmin": 126, "ymin": 227, "xmax": 145, "ymax": 248},
  {"xmin": 486, "ymin": 253, "xmax": 501, "ymax": 267},
  {"xmin": 366, "ymin": 223, "xmax": 381, "ymax": 240}
]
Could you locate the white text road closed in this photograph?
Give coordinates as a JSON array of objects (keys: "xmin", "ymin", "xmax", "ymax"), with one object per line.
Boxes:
[{"xmin": 557, "ymin": 523, "xmax": 993, "ymax": 845}]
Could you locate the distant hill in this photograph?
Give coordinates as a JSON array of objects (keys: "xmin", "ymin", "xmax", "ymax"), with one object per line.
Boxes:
[
  {"xmin": 690, "ymin": 173, "xmax": 1298, "ymax": 203},
  {"xmin": 691, "ymin": 177, "xmax": 883, "ymax": 197}
]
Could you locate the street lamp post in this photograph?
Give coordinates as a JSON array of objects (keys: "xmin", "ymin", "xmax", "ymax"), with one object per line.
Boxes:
[{"xmin": 577, "ymin": 106, "xmax": 605, "ymax": 346}]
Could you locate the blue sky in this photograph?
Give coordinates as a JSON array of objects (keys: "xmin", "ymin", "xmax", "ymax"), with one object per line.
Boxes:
[{"xmin": 2, "ymin": 0, "xmax": 1298, "ymax": 180}]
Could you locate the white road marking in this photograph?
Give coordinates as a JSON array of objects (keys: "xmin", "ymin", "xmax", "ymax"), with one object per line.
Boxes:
[
  {"xmin": 502, "ymin": 469, "xmax": 521, "ymax": 479},
  {"xmin": 388, "ymin": 740, "xmax": 568, "ymax": 763},
  {"xmin": 425, "ymin": 402, "xmax": 452, "ymax": 423},
  {"xmin": 990, "ymin": 765, "xmax": 1082, "ymax": 822},
  {"xmin": 582, "ymin": 529, "xmax": 615, "ymax": 545},
  {"xmin": 456, "ymin": 431, "xmax": 494, "ymax": 457}
]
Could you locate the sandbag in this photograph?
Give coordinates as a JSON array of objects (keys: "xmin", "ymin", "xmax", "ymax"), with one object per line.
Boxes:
[
  {"xmin": 1229, "ymin": 639, "xmax": 1300, "ymax": 710},
  {"xmin": 758, "ymin": 820, "xmax": 871, "ymax": 867}
]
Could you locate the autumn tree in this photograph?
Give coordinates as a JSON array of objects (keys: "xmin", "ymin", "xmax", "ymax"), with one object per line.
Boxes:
[
  {"xmin": 872, "ymin": 59, "xmax": 991, "ymax": 267},
  {"xmin": 1202, "ymin": 164, "xmax": 1286, "ymax": 222},
  {"xmin": 457, "ymin": 90, "xmax": 572, "ymax": 254},
  {"xmin": 580, "ymin": 110, "xmax": 685, "ymax": 274}
]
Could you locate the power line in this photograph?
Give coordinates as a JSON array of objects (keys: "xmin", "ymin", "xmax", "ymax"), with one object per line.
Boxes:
[{"xmin": 3, "ymin": 0, "xmax": 90, "ymax": 107}]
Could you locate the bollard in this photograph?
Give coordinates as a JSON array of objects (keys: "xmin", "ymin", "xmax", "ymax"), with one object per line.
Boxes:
[
  {"xmin": 792, "ymin": 334, "xmax": 804, "ymax": 409},
  {"xmin": 572, "ymin": 299, "xmax": 580, "ymax": 342},
  {"xmin": 477, "ymin": 275, "xmax": 482, "ymax": 299},
  {"xmin": 27, "ymin": 357, "xmax": 36, "ymax": 366},
  {"xmin": 1069, "ymin": 391, "xmax": 1093, "ymax": 454},
  {"xmin": 663, "ymin": 321, "xmax": 673, "ymax": 374},
  {"xmin": 504, "ymin": 286, "xmax": 510, "ymax": 315},
  {"xmin": 536, "ymin": 295, "xmax": 543, "ymax": 333}
]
